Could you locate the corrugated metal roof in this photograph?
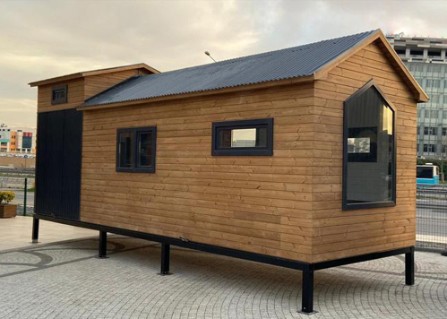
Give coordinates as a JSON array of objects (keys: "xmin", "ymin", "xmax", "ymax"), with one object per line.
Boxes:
[{"xmin": 85, "ymin": 30, "xmax": 377, "ymax": 106}]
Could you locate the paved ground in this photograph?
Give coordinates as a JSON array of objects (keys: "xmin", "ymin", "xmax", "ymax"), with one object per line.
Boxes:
[
  {"xmin": 0, "ymin": 216, "xmax": 96, "ymax": 251},
  {"xmin": 0, "ymin": 218, "xmax": 446, "ymax": 318}
]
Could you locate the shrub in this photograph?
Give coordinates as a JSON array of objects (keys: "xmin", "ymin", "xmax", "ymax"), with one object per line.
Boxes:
[{"xmin": 0, "ymin": 191, "xmax": 15, "ymax": 205}]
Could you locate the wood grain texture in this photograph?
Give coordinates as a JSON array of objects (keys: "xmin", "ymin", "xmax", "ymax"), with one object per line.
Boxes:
[
  {"xmin": 311, "ymin": 41, "xmax": 417, "ymax": 262},
  {"xmin": 32, "ymin": 41, "xmax": 417, "ymax": 264},
  {"xmin": 80, "ymin": 83, "xmax": 316, "ymax": 261},
  {"xmin": 37, "ymin": 79, "xmax": 85, "ymax": 113}
]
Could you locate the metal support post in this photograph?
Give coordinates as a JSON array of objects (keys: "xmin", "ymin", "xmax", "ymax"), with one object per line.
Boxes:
[
  {"xmin": 98, "ymin": 231, "xmax": 108, "ymax": 258},
  {"xmin": 160, "ymin": 243, "xmax": 171, "ymax": 275},
  {"xmin": 32, "ymin": 216, "xmax": 39, "ymax": 243},
  {"xmin": 405, "ymin": 247, "xmax": 415, "ymax": 285},
  {"xmin": 23, "ymin": 177, "xmax": 27, "ymax": 216},
  {"xmin": 301, "ymin": 268, "xmax": 314, "ymax": 313}
]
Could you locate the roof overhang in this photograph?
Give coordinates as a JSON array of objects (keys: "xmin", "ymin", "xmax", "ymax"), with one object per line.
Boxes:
[
  {"xmin": 313, "ymin": 29, "xmax": 429, "ymax": 103},
  {"xmin": 29, "ymin": 63, "xmax": 160, "ymax": 87},
  {"xmin": 77, "ymin": 75, "xmax": 315, "ymax": 111}
]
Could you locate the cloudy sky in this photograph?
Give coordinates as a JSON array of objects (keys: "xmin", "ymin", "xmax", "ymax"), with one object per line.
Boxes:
[{"xmin": 1, "ymin": 0, "xmax": 447, "ymax": 128}]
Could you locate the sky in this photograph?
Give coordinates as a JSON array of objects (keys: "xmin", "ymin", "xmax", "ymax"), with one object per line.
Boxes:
[{"xmin": 1, "ymin": 0, "xmax": 447, "ymax": 129}]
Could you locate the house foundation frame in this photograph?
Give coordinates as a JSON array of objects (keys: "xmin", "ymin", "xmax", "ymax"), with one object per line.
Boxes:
[{"xmin": 31, "ymin": 214, "xmax": 415, "ymax": 314}]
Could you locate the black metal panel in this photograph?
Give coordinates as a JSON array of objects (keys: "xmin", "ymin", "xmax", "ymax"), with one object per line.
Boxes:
[{"xmin": 35, "ymin": 109, "xmax": 82, "ymax": 220}]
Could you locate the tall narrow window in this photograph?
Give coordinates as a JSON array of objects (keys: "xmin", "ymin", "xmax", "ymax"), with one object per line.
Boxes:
[
  {"xmin": 343, "ymin": 81, "xmax": 396, "ymax": 210},
  {"xmin": 117, "ymin": 127, "xmax": 156, "ymax": 173}
]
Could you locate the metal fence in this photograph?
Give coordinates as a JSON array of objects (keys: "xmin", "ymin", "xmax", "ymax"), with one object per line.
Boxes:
[
  {"xmin": 0, "ymin": 168, "xmax": 35, "ymax": 216},
  {"xmin": 416, "ymin": 186, "xmax": 447, "ymax": 252}
]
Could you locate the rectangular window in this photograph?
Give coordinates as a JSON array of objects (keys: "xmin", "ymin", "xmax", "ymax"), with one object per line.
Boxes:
[
  {"xmin": 116, "ymin": 127, "xmax": 156, "ymax": 173},
  {"xmin": 424, "ymin": 127, "xmax": 437, "ymax": 135},
  {"xmin": 51, "ymin": 85, "xmax": 68, "ymax": 105},
  {"xmin": 430, "ymin": 95, "xmax": 440, "ymax": 104},
  {"xmin": 443, "ymin": 128, "xmax": 447, "ymax": 136},
  {"xmin": 212, "ymin": 118, "xmax": 273, "ymax": 156},
  {"xmin": 423, "ymin": 144, "xmax": 436, "ymax": 153}
]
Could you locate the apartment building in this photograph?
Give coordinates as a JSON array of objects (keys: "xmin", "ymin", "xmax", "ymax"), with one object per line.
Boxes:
[
  {"xmin": 0, "ymin": 126, "xmax": 36, "ymax": 154},
  {"xmin": 387, "ymin": 34, "xmax": 447, "ymax": 159}
]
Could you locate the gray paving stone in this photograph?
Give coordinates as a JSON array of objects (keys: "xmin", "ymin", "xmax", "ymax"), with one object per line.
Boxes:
[{"xmin": 0, "ymin": 236, "xmax": 446, "ymax": 319}]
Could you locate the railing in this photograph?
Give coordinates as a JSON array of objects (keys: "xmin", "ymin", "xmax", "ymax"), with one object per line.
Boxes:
[
  {"xmin": 1, "ymin": 168, "xmax": 446, "ymax": 253},
  {"xmin": 416, "ymin": 185, "xmax": 447, "ymax": 252},
  {"xmin": 0, "ymin": 169, "xmax": 35, "ymax": 216}
]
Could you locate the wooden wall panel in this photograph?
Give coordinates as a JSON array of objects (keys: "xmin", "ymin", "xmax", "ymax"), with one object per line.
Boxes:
[
  {"xmin": 311, "ymin": 40, "xmax": 417, "ymax": 262},
  {"xmin": 84, "ymin": 69, "xmax": 150, "ymax": 99},
  {"xmin": 80, "ymin": 83, "xmax": 316, "ymax": 261},
  {"xmin": 37, "ymin": 79, "xmax": 85, "ymax": 113}
]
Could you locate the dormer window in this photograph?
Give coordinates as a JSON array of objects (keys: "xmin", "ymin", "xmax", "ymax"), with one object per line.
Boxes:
[{"xmin": 52, "ymin": 85, "xmax": 68, "ymax": 105}]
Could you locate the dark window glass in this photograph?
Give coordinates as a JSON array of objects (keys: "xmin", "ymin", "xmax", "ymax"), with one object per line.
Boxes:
[
  {"xmin": 137, "ymin": 131, "xmax": 154, "ymax": 168},
  {"xmin": 51, "ymin": 85, "xmax": 68, "ymax": 105},
  {"xmin": 118, "ymin": 131, "xmax": 133, "ymax": 168},
  {"xmin": 343, "ymin": 82, "xmax": 395, "ymax": 210},
  {"xmin": 417, "ymin": 167, "xmax": 433, "ymax": 178},
  {"xmin": 424, "ymin": 127, "xmax": 437, "ymax": 135},
  {"xmin": 117, "ymin": 127, "xmax": 156, "ymax": 173},
  {"xmin": 212, "ymin": 118, "xmax": 273, "ymax": 156},
  {"xmin": 423, "ymin": 144, "xmax": 436, "ymax": 153}
]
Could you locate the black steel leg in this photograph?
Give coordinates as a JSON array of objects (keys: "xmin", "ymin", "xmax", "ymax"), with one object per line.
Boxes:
[
  {"xmin": 32, "ymin": 216, "xmax": 39, "ymax": 243},
  {"xmin": 99, "ymin": 231, "xmax": 107, "ymax": 258},
  {"xmin": 405, "ymin": 247, "xmax": 415, "ymax": 285},
  {"xmin": 160, "ymin": 243, "xmax": 171, "ymax": 275},
  {"xmin": 301, "ymin": 268, "xmax": 314, "ymax": 313}
]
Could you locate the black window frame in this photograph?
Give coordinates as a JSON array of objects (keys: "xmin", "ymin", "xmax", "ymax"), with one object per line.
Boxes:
[
  {"xmin": 342, "ymin": 80, "xmax": 396, "ymax": 210},
  {"xmin": 51, "ymin": 84, "xmax": 68, "ymax": 105},
  {"xmin": 212, "ymin": 118, "xmax": 273, "ymax": 156},
  {"xmin": 116, "ymin": 126, "xmax": 157, "ymax": 173}
]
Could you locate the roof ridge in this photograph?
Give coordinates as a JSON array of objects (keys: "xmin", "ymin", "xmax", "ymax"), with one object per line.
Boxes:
[{"xmin": 153, "ymin": 30, "xmax": 377, "ymax": 77}]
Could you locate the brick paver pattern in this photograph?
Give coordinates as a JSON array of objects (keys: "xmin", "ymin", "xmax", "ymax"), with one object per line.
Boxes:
[{"xmin": 0, "ymin": 236, "xmax": 446, "ymax": 319}]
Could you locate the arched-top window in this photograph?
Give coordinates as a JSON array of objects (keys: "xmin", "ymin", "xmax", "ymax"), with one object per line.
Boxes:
[{"xmin": 343, "ymin": 80, "xmax": 396, "ymax": 210}]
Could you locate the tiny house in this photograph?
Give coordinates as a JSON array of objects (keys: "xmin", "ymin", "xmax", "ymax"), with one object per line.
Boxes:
[{"xmin": 29, "ymin": 30, "xmax": 428, "ymax": 313}]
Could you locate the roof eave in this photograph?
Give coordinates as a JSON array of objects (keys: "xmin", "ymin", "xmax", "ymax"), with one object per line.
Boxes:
[
  {"xmin": 29, "ymin": 63, "xmax": 159, "ymax": 87},
  {"xmin": 78, "ymin": 75, "xmax": 315, "ymax": 111},
  {"xmin": 312, "ymin": 29, "xmax": 429, "ymax": 103}
]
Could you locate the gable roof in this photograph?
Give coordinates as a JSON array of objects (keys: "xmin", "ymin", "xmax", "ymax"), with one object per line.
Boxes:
[
  {"xmin": 80, "ymin": 30, "xmax": 428, "ymax": 109},
  {"xmin": 29, "ymin": 63, "xmax": 159, "ymax": 87}
]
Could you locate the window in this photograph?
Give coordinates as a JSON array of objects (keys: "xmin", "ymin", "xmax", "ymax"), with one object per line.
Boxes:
[
  {"xmin": 424, "ymin": 127, "xmax": 437, "ymax": 135},
  {"xmin": 430, "ymin": 94, "xmax": 440, "ymax": 104},
  {"xmin": 343, "ymin": 81, "xmax": 395, "ymax": 210},
  {"xmin": 116, "ymin": 127, "xmax": 156, "ymax": 172},
  {"xmin": 423, "ymin": 144, "xmax": 436, "ymax": 153},
  {"xmin": 443, "ymin": 128, "xmax": 447, "ymax": 136},
  {"xmin": 212, "ymin": 118, "xmax": 273, "ymax": 156},
  {"xmin": 425, "ymin": 110, "xmax": 438, "ymax": 119},
  {"xmin": 51, "ymin": 85, "xmax": 68, "ymax": 105}
]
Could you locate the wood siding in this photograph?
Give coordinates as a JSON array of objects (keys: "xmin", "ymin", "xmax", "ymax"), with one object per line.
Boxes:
[
  {"xmin": 311, "ymin": 40, "xmax": 416, "ymax": 262},
  {"xmin": 37, "ymin": 68, "xmax": 151, "ymax": 113},
  {"xmin": 37, "ymin": 79, "xmax": 85, "ymax": 113},
  {"xmin": 84, "ymin": 69, "xmax": 150, "ymax": 99},
  {"xmin": 80, "ymin": 83, "xmax": 316, "ymax": 262},
  {"xmin": 78, "ymin": 40, "xmax": 418, "ymax": 264}
]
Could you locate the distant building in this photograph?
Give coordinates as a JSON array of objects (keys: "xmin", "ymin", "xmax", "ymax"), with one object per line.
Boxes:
[
  {"xmin": 387, "ymin": 34, "xmax": 447, "ymax": 159},
  {"xmin": 0, "ymin": 125, "xmax": 36, "ymax": 154}
]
